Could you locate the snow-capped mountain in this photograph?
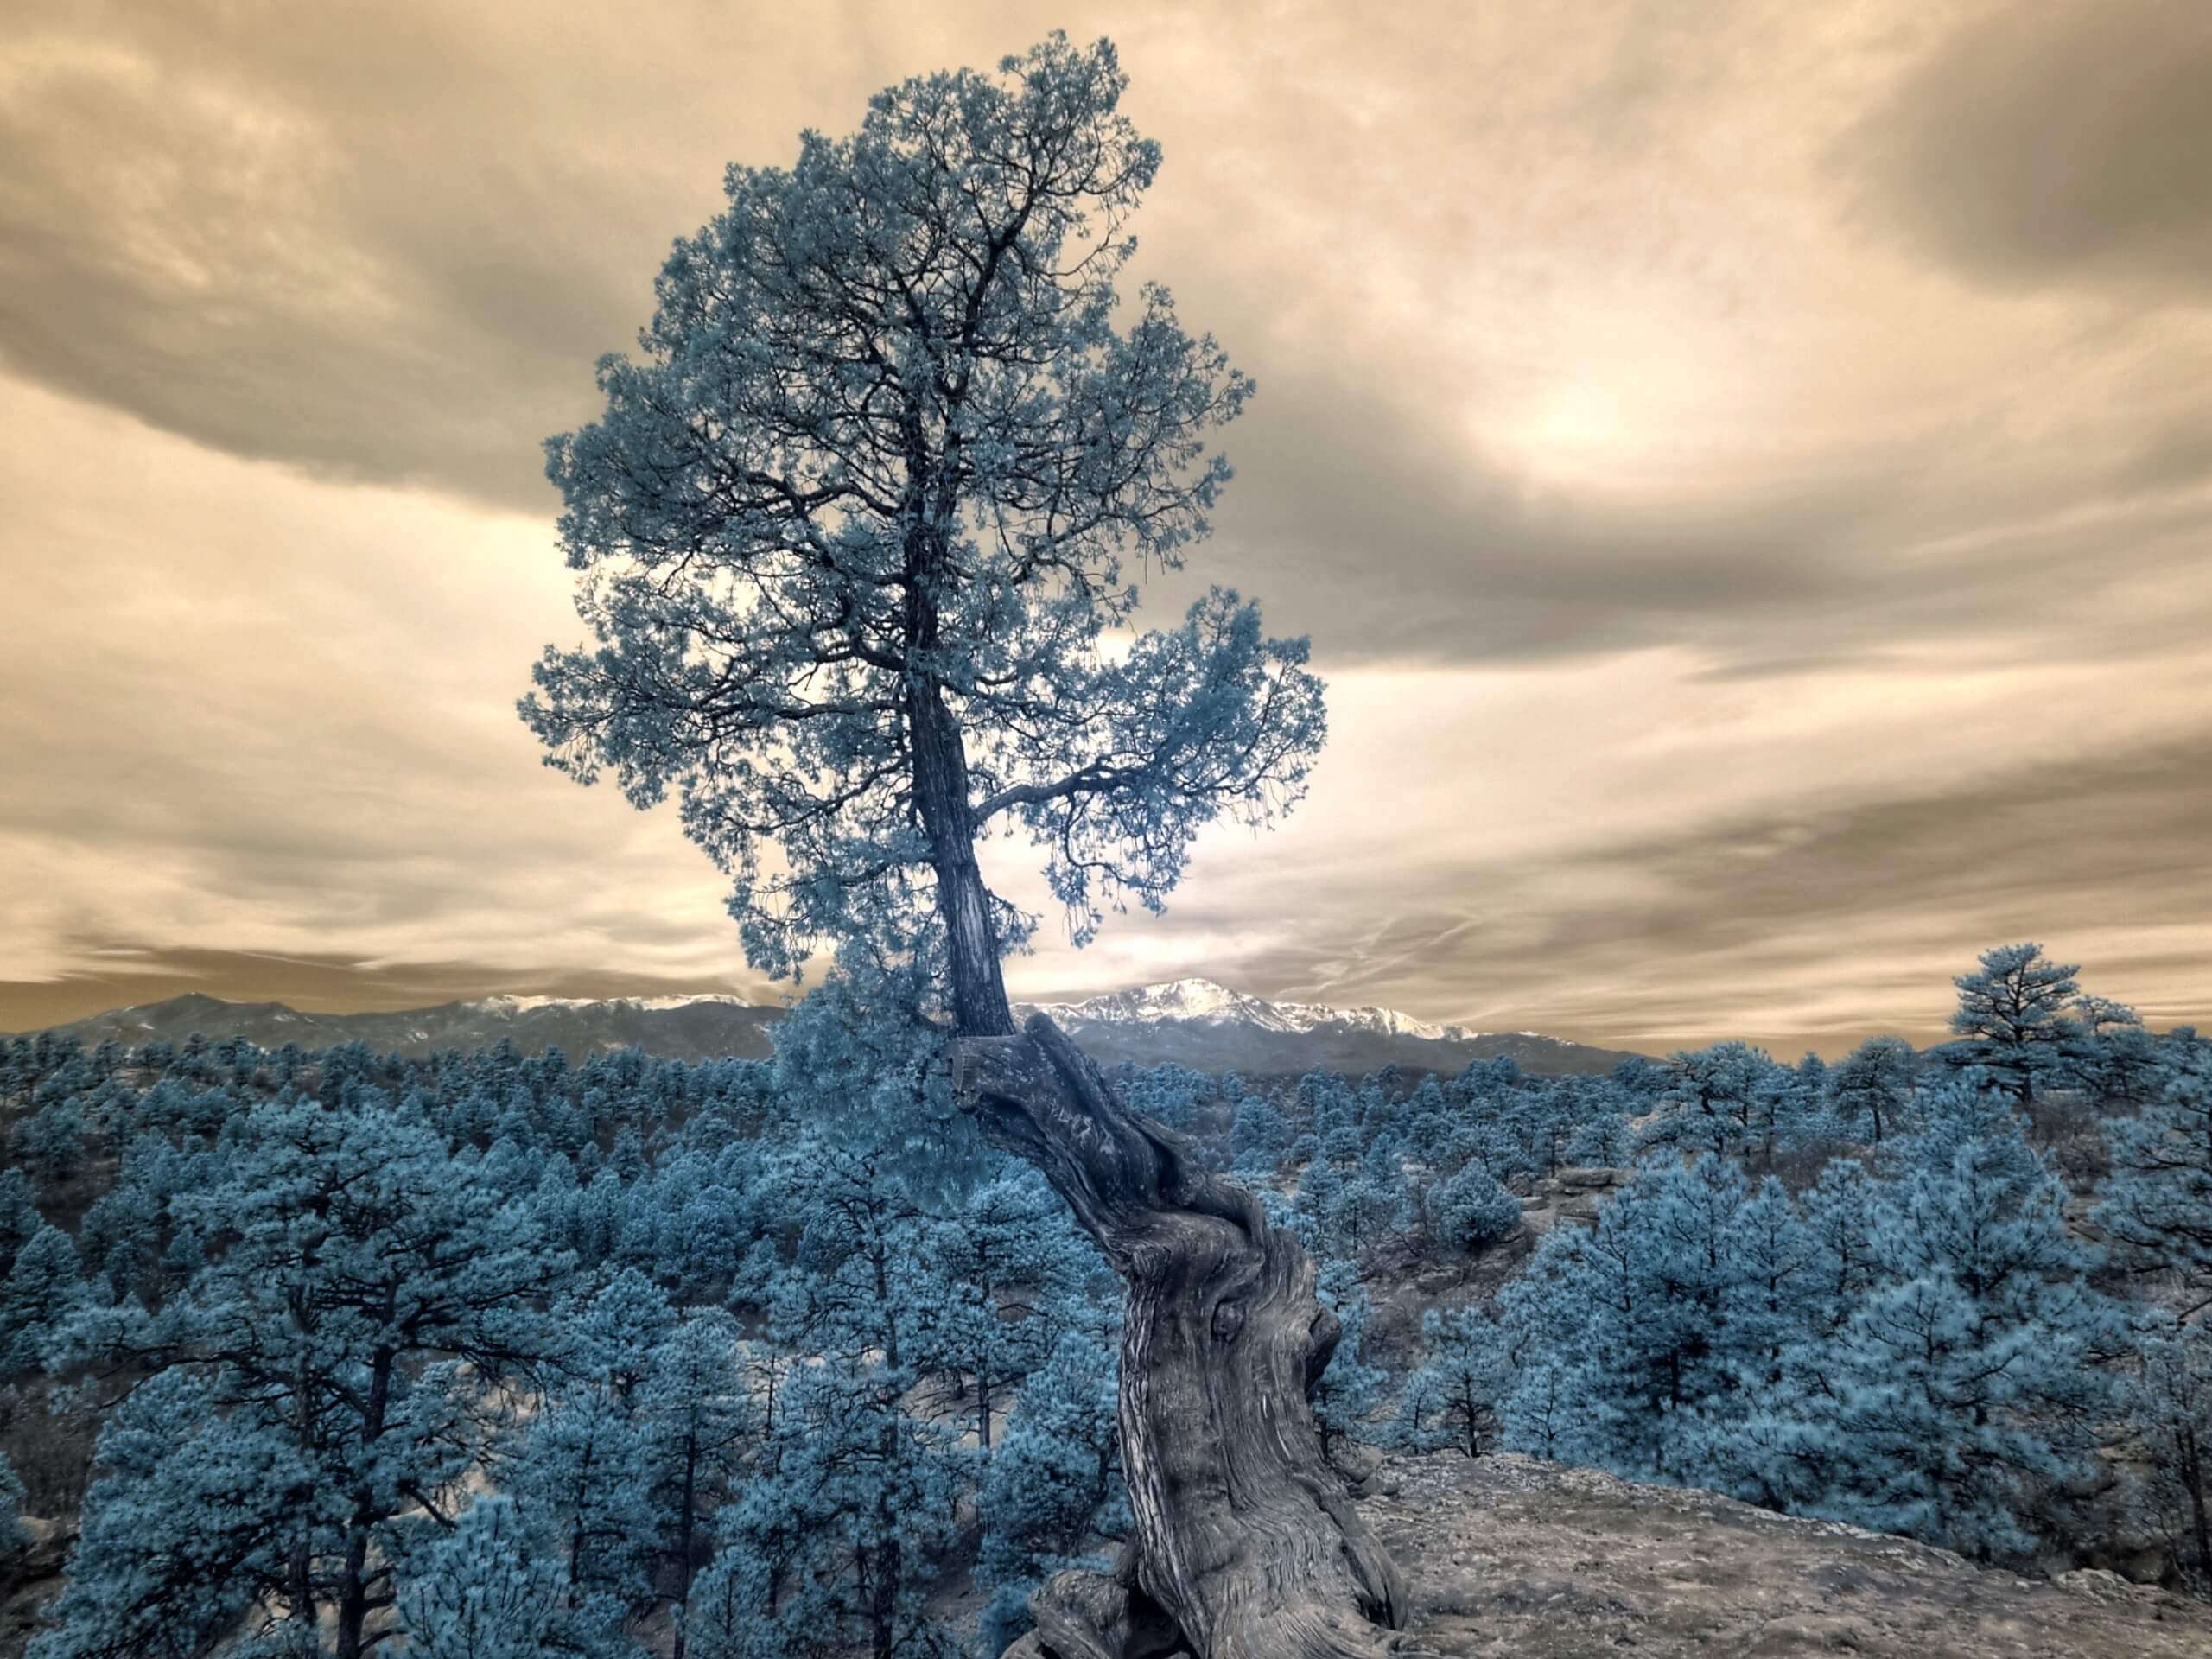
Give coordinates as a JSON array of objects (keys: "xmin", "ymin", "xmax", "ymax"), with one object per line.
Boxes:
[
  {"xmin": 12, "ymin": 981, "xmax": 1638, "ymax": 1076},
  {"xmin": 1027, "ymin": 977, "xmax": 1531, "ymax": 1043},
  {"xmin": 1019, "ymin": 978, "xmax": 1635, "ymax": 1076},
  {"xmin": 1029, "ymin": 977, "xmax": 1307, "ymax": 1032},
  {"xmin": 471, "ymin": 993, "xmax": 757, "ymax": 1016}
]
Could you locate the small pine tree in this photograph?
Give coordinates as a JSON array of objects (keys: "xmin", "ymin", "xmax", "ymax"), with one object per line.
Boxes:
[
  {"xmin": 1309, "ymin": 1266, "xmax": 1389, "ymax": 1466},
  {"xmin": 2126, "ymin": 1312, "xmax": 2212, "ymax": 1593},
  {"xmin": 977, "ymin": 1331, "xmax": 1127, "ymax": 1649},
  {"xmin": 40, "ymin": 1096, "xmax": 572, "ymax": 1659},
  {"xmin": 1827, "ymin": 1034, "xmax": 1917, "ymax": 1146},
  {"xmin": 2097, "ymin": 1032, "xmax": 2212, "ymax": 1317},
  {"xmin": 397, "ymin": 1496, "xmax": 566, "ymax": 1659},
  {"xmin": 1397, "ymin": 1307, "xmax": 1512, "ymax": 1458},
  {"xmin": 1502, "ymin": 1357, "xmax": 1573, "ymax": 1462},
  {"xmin": 641, "ymin": 1309, "xmax": 757, "ymax": 1657},
  {"xmin": 0, "ymin": 1166, "xmax": 40, "ymax": 1262},
  {"xmin": 575, "ymin": 1268, "xmax": 679, "ymax": 1402},
  {"xmin": 723, "ymin": 1360, "xmax": 964, "ymax": 1659},
  {"xmin": 1942, "ymin": 943, "xmax": 2083, "ymax": 1105},
  {"xmin": 1637, "ymin": 1044, "xmax": 1770, "ymax": 1160},
  {"xmin": 2, "ymin": 1225, "xmax": 82, "ymax": 1372},
  {"xmin": 1422, "ymin": 1161, "xmax": 1521, "ymax": 1255},
  {"xmin": 1797, "ymin": 1121, "xmax": 2119, "ymax": 1558},
  {"xmin": 1796, "ymin": 1158, "xmax": 1884, "ymax": 1340},
  {"xmin": 1230, "ymin": 1094, "xmax": 1291, "ymax": 1166},
  {"xmin": 1564, "ymin": 1110, "xmax": 1633, "ymax": 1167},
  {"xmin": 1503, "ymin": 1154, "xmax": 1756, "ymax": 1480},
  {"xmin": 681, "ymin": 1534, "xmax": 780, "ymax": 1659},
  {"xmin": 30, "ymin": 1370, "xmax": 308, "ymax": 1659},
  {"xmin": 508, "ymin": 1382, "xmax": 660, "ymax": 1637},
  {"xmin": 918, "ymin": 1172, "xmax": 1100, "ymax": 1452},
  {"xmin": 1325, "ymin": 1166, "xmax": 1411, "ymax": 1260}
]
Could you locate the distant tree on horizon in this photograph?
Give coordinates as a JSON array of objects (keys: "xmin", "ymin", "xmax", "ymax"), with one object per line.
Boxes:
[
  {"xmin": 1943, "ymin": 943, "xmax": 2085, "ymax": 1104},
  {"xmin": 1827, "ymin": 1034, "xmax": 1918, "ymax": 1145}
]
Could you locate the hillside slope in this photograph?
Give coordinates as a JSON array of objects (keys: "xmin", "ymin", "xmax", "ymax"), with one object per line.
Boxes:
[{"xmin": 1340, "ymin": 1452, "xmax": 2212, "ymax": 1658}]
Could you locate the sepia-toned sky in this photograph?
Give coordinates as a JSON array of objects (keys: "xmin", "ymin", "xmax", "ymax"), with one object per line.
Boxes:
[{"xmin": 4, "ymin": 0, "xmax": 2212, "ymax": 1052}]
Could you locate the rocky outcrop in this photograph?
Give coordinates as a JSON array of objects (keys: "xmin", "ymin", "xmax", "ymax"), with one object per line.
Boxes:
[
  {"xmin": 0, "ymin": 1516, "xmax": 71, "ymax": 1657},
  {"xmin": 1358, "ymin": 1452, "xmax": 2212, "ymax": 1658},
  {"xmin": 1517, "ymin": 1166, "xmax": 1629, "ymax": 1232}
]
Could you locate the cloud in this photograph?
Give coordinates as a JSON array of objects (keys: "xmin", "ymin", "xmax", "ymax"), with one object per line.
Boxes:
[
  {"xmin": 0, "ymin": 1, "xmax": 991, "ymax": 509},
  {"xmin": 988, "ymin": 642, "xmax": 2212, "ymax": 1052},
  {"xmin": 1020, "ymin": 732, "xmax": 2212, "ymax": 1056},
  {"xmin": 3, "ymin": 0, "xmax": 2208, "ymax": 675},
  {"xmin": 0, "ymin": 944, "xmax": 767, "ymax": 1036},
  {"xmin": 5, "ymin": 1, "xmax": 2212, "ymax": 1050},
  {"xmin": 1470, "ymin": 734, "xmax": 2212, "ymax": 1049},
  {"xmin": 0, "ymin": 379, "xmax": 764, "ymax": 1015},
  {"xmin": 1839, "ymin": 0, "xmax": 2212, "ymax": 301},
  {"xmin": 1164, "ymin": 347, "xmax": 2212, "ymax": 670}
]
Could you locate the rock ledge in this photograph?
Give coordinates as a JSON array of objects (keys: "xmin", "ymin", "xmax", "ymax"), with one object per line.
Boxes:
[{"xmin": 1360, "ymin": 1452, "xmax": 2212, "ymax": 1658}]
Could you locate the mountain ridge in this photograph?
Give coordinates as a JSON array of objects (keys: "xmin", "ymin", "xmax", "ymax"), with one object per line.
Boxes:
[
  {"xmin": 1023, "ymin": 976, "xmax": 1637, "ymax": 1074},
  {"xmin": 1031, "ymin": 976, "xmax": 1551, "ymax": 1042},
  {"xmin": 4, "ymin": 980, "xmax": 1643, "ymax": 1076}
]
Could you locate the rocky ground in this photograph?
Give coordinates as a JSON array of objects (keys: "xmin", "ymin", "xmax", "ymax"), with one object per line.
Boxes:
[
  {"xmin": 0, "ymin": 1518, "xmax": 64, "ymax": 1657},
  {"xmin": 1361, "ymin": 1451, "xmax": 2212, "ymax": 1658}
]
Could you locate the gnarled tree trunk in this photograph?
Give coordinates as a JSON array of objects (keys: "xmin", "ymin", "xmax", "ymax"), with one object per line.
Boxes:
[{"xmin": 957, "ymin": 1014, "xmax": 1408, "ymax": 1659}]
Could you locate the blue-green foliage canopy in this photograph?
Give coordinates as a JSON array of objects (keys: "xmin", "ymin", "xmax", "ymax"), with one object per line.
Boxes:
[{"xmin": 523, "ymin": 34, "xmax": 1325, "ymax": 980}]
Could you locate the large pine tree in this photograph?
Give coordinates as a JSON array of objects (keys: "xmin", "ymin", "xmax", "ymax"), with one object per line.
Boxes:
[{"xmin": 522, "ymin": 34, "xmax": 1397, "ymax": 1658}]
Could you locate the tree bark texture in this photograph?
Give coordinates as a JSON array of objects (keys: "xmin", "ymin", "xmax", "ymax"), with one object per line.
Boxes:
[
  {"xmin": 906, "ymin": 677, "xmax": 1016, "ymax": 1039},
  {"xmin": 957, "ymin": 1014, "xmax": 1408, "ymax": 1659}
]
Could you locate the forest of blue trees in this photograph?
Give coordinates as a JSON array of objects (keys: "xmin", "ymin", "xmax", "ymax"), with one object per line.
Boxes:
[{"xmin": 0, "ymin": 944, "xmax": 2209, "ymax": 1655}]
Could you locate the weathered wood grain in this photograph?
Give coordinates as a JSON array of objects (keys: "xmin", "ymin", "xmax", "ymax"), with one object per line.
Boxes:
[{"xmin": 957, "ymin": 1013, "xmax": 1408, "ymax": 1659}]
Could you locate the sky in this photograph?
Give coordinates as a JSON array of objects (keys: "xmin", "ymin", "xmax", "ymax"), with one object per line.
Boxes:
[{"xmin": 3, "ymin": 0, "xmax": 2211, "ymax": 1052}]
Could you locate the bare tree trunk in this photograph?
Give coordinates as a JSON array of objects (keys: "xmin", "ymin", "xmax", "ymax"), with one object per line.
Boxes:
[
  {"xmin": 288, "ymin": 1319, "xmax": 319, "ymax": 1637},
  {"xmin": 672, "ymin": 1433, "xmax": 698, "ymax": 1659},
  {"xmin": 906, "ymin": 669, "xmax": 1014, "ymax": 1039},
  {"xmin": 958, "ymin": 1016, "xmax": 1407, "ymax": 1659},
  {"xmin": 334, "ymin": 1347, "xmax": 394, "ymax": 1659},
  {"xmin": 2183, "ymin": 1427, "xmax": 2212, "ymax": 1594}
]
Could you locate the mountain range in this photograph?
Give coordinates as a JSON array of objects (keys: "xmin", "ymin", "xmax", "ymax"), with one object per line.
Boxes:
[
  {"xmin": 1027, "ymin": 978, "xmax": 1642, "ymax": 1074},
  {"xmin": 7, "ymin": 979, "xmax": 1641, "ymax": 1077}
]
